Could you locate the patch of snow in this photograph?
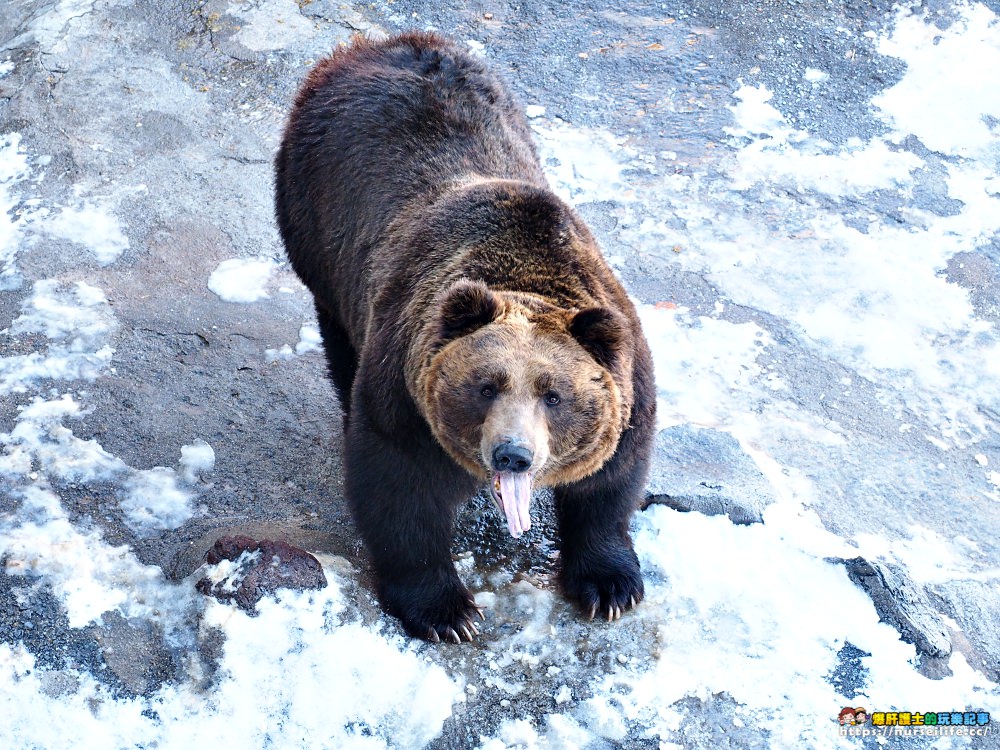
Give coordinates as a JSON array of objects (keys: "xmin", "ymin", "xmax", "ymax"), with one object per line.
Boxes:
[
  {"xmin": 178, "ymin": 439, "xmax": 215, "ymax": 484},
  {"xmin": 0, "ymin": 132, "xmax": 34, "ymax": 290},
  {"xmin": 207, "ymin": 257, "xmax": 276, "ymax": 302},
  {"xmin": 804, "ymin": 67, "xmax": 829, "ymax": 83},
  {"xmin": 121, "ymin": 466, "xmax": 195, "ymax": 534},
  {"xmin": 725, "ymin": 84, "xmax": 797, "ymax": 141},
  {"xmin": 875, "ymin": 2, "xmax": 1000, "ymax": 159},
  {"xmin": 266, "ymin": 323, "xmax": 322, "ymax": 361},
  {"xmin": 636, "ymin": 6, "xmax": 1000, "ymax": 449},
  {"xmin": 637, "ymin": 303, "xmax": 773, "ymax": 431},
  {"xmin": 532, "ymin": 120, "xmax": 644, "ymax": 205},
  {"xmin": 45, "ymin": 201, "xmax": 130, "ymax": 265},
  {"xmin": 475, "ymin": 504, "xmax": 1000, "ymax": 748},
  {"xmin": 729, "ymin": 135, "xmax": 922, "ymax": 196},
  {"xmin": 2, "ymin": 395, "xmax": 126, "ymax": 482},
  {"xmin": 617, "ymin": 506, "xmax": 996, "ymax": 744},
  {"xmin": 0, "ymin": 539, "xmax": 463, "ymax": 749},
  {"xmin": 479, "ymin": 714, "xmax": 592, "ymax": 749},
  {"xmin": 264, "ymin": 344, "xmax": 295, "ymax": 362},
  {"xmin": 0, "ymin": 279, "xmax": 117, "ymax": 395},
  {"xmin": 6, "ymin": 279, "xmax": 115, "ymax": 341},
  {"xmin": 295, "ymin": 323, "xmax": 322, "ymax": 354},
  {"xmin": 1, "ymin": 486, "xmax": 192, "ymax": 629}
]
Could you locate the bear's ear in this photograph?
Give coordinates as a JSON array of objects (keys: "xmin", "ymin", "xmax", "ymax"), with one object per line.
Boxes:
[
  {"xmin": 569, "ymin": 307, "xmax": 628, "ymax": 370},
  {"xmin": 436, "ymin": 279, "xmax": 503, "ymax": 343}
]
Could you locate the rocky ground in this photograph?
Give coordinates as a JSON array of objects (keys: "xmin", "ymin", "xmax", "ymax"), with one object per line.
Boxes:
[{"xmin": 1, "ymin": 0, "xmax": 999, "ymax": 748}]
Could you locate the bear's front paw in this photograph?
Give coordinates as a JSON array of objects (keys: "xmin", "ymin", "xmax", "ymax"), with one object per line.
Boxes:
[
  {"xmin": 560, "ymin": 546, "xmax": 644, "ymax": 622},
  {"xmin": 380, "ymin": 574, "xmax": 484, "ymax": 644}
]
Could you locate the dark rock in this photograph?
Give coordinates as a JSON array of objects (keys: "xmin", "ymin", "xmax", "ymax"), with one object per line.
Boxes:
[
  {"xmin": 643, "ymin": 425, "xmax": 777, "ymax": 525},
  {"xmin": 834, "ymin": 556, "xmax": 952, "ymax": 661},
  {"xmin": 196, "ymin": 535, "xmax": 327, "ymax": 614}
]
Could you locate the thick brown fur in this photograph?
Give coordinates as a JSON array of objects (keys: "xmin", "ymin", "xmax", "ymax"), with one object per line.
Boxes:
[{"xmin": 275, "ymin": 32, "xmax": 656, "ymax": 642}]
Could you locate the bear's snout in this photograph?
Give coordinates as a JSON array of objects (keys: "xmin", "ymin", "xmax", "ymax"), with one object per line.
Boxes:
[{"xmin": 492, "ymin": 441, "xmax": 533, "ymax": 473}]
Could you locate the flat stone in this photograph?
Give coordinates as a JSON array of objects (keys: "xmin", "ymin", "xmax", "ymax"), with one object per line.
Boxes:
[{"xmin": 644, "ymin": 425, "xmax": 777, "ymax": 525}]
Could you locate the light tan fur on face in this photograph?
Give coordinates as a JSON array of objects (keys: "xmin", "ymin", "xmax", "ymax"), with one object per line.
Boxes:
[
  {"xmin": 413, "ymin": 295, "xmax": 626, "ymax": 487},
  {"xmin": 477, "ymin": 314, "xmax": 552, "ymax": 474}
]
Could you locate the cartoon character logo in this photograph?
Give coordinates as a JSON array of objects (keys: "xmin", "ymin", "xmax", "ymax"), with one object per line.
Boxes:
[
  {"xmin": 854, "ymin": 708, "xmax": 868, "ymax": 725},
  {"xmin": 839, "ymin": 707, "xmax": 857, "ymax": 725}
]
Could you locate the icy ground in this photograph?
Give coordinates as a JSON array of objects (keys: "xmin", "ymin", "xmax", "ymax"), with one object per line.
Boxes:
[{"xmin": 2, "ymin": 0, "xmax": 1000, "ymax": 748}]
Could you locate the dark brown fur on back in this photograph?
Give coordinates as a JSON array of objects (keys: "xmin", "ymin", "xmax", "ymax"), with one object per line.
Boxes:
[{"xmin": 275, "ymin": 32, "xmax": 656, "ymax": 642}]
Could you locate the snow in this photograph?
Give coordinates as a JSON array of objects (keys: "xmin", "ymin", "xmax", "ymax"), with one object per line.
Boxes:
[
  {"xmin": 179, "ymin": 439, "xmax": 215, "ymax": 483},
  {"xmin": 120, "ymin": 467, "xmax": 195, "ymax": 533},
  {"xmin": 0, "ymin": 559, "xmax": 461, "ymax": 749},
  {"xmin": 295, "ymin": 323, "xmax": 322, "ymax": 354},
  {"xmin": 2, "ymin": 395, "xmax": 125, "ymax": 482},
  {"xmin": 2, "ymin": 1, "xmax": 1000, "ymax": 748},
  {"xmin": 874, "ymin": 2, "xmax": 1000, "ymax": 159},
  {"xmin": 613, "ymin": 5, "xmax": 1000, "ymax": 450},
  {"xmin": 531, "ymin": 120, "xmax": 640, "ymax": 206},
  {"xmin": 0, "ymin": 280, "xmax": 116, "ymax": 395},
  {"xmin": 45, "ymin": 201, "xmax": 130, "ymax": 265},
  {"xmin": 636, "ymin": 304, "xmax": 776, "ymax": 430},
  {"xmin": 1, "ymin": 486, "xmax": 189, "ymax": 629},
  {"xmin": 207, "ymin": 257, "xmax": 277, "ymax": 302},
  {"xmin": 265, "ymin": 323, "xmax": 322, "ymax": 361},
  {"xmin": 0, "ymin": 132, "xmax": 33, "ymax": 291},
  {"xmin": 804, "ymin": 67, "xmax": 829, "ymax": 83},
  {"xmin": 615, "ymin": 507, "xmax": 994, "ymax": 743}
]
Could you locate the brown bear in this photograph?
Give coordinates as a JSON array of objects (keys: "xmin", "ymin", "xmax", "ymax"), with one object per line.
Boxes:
[{"xmin": 274, "ymin": 32, "xmax": 656, "ymax": 643}]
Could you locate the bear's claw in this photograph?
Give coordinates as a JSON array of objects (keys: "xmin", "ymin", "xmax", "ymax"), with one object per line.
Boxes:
[
  {"xmin": 382, "ymin": 576, "xmax": 484, "ymax": 644},
  {"xmin": 427, "ymin": 615, "xmax": 480, "ymax": 644},
  {"xmin": 560, "ymin": 545, "xmax": 644, "ymax": 624}
]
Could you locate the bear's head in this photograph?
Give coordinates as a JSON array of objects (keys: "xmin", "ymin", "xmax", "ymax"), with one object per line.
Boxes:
[{"xmin": 413, "ymin": 279, "xmax": 632, "ymax": 538}]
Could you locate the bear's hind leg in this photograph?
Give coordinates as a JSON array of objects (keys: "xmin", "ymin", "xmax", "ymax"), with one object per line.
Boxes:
[{"xmin": 345, "ymin": 398, "xmax": 482, "ymax": 642}]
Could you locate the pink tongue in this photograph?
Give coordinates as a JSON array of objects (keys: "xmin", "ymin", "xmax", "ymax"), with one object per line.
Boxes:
[{"xmin": 498, "ymin": 472, "xmax": 532, "ymax": 538}]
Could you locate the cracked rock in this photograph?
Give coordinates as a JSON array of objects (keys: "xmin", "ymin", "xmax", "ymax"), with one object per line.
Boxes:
[{"xmin": 835, "ymin": 556, "xmax": 952, "ymax": 660}]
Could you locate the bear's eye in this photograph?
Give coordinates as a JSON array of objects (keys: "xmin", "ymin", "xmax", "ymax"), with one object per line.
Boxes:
[
  {"xmin": 544, "ymin": 392, "xmax": 561, "ymax": 406},
  {"xmin": 480, "ymin": 385, "xmax": 496, "ymax": 399}
]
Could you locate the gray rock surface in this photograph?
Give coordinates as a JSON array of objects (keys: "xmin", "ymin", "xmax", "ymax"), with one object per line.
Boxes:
[
  {"xmin": 2, "ymin": 0, "xmax": 998, "ymax": 746},
  {"xmin": 645, "ymin": 425, "xmax": 777, "ymax": 524}
]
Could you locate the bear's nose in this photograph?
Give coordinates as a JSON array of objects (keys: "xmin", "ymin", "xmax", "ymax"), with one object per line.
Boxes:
[{"xmin": 492, "ymin": 442, "xmax": 533, "ymax": 473}]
